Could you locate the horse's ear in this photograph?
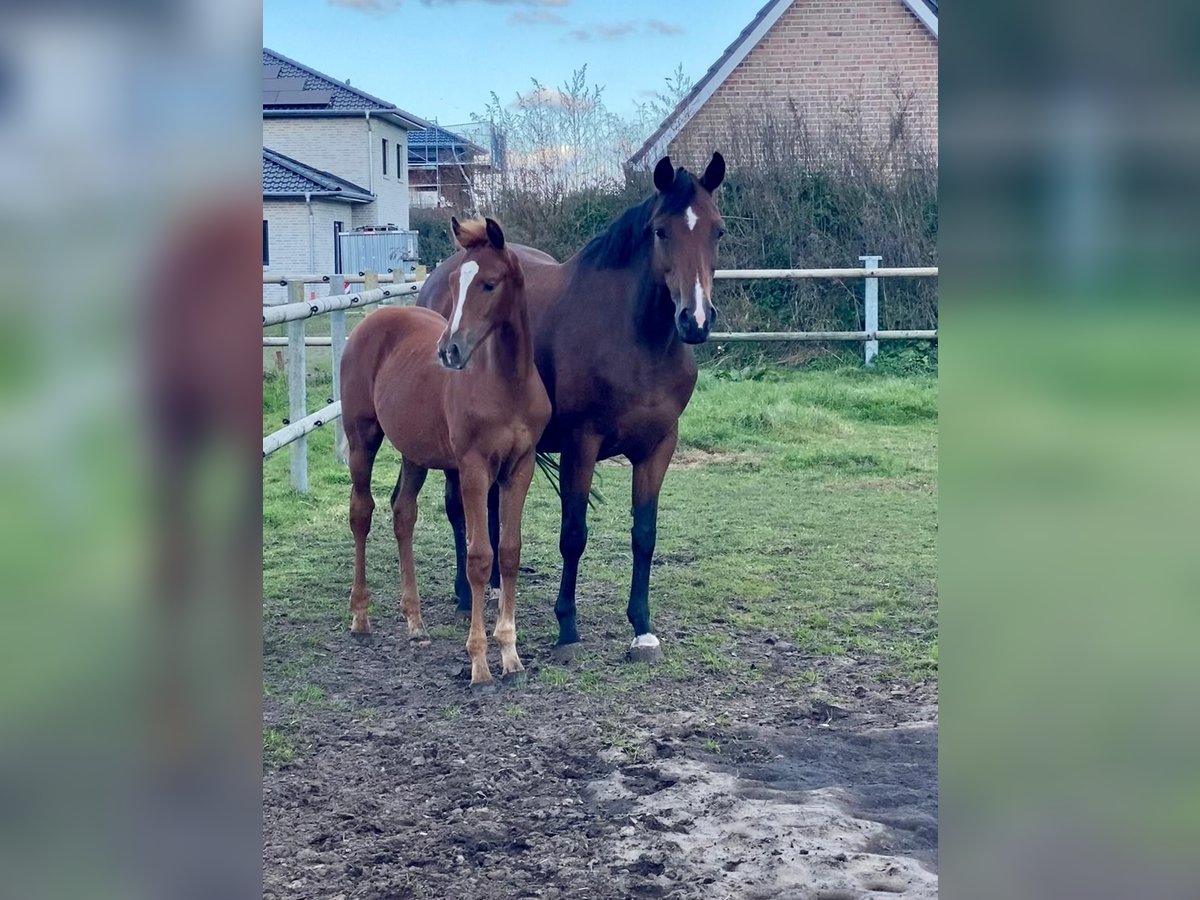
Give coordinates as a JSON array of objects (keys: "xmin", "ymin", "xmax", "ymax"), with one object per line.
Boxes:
[
  {"xmin": 450, "ymin": 216, "xmax": 463, "ymax": 249},
  {"xmin": 653, "ymin": 156, "xmax": 675, "ymax": 193},
  {"xmin": 484, "ymin": 217, "xmax": 505, "ymax": 251},
  {"xmin": 700, "ymin": 151, "xmax": 725, "ymax": 192}
]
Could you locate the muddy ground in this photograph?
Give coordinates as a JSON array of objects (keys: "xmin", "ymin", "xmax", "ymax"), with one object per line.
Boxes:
[{"xmin": 263, "ymin": 589, "xmax": 937, "ymax": 899}]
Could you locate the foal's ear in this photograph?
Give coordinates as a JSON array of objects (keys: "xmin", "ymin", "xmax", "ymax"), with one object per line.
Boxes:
[
  {"xmin": 484, "ymin": 217, "xmax": 505, "ymax": 251},
  {"xmin": 653, "ymin": 156, "xmax": 675, "ymax": 193},
  {"xmin": 700, "ymin": 151, "xmax": 725, "ymax": 192},
  {"xmin": 450, "ymin": 215, "xmax": 463, "ymax": 248}
]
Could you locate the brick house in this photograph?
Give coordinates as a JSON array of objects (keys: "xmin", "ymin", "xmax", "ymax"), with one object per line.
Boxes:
[
  {"xmin": 629, "ymin": 0, "xmax": 937, "ymax": 169},
  {"xmin": 262, "ymin": 48, "xmax": 432, "ymax": 293}
]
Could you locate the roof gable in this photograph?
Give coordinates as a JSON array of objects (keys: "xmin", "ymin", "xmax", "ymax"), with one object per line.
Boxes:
[
  {"xmin": 262, "ymin": 48, "xmax": 432, "ymax": 129},
  {"xmin": 629, "ymin": 0, "xmax": 937, "ymax": 167},
  {"xmin": 262, "ymin": 148, "xmax": 373, "ymax": 202}
]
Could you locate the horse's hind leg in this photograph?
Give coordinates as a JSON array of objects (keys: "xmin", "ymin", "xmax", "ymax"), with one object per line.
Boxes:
[
  {"xmin": 391, "ymin": 457, "xmax": 429, "ymax": 643},
  {"xmin": 346, "ymin": 417, "xmax": 384, "ymax": 634},
  {"xmin": 444, "ymin": 472, "xmax": 472, "ymax": 616},
  {"xmin": 487, "ymin": 483, "xmax": 501, "ymax": 594}
]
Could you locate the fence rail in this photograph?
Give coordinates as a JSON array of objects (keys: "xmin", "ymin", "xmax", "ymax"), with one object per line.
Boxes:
[{"xmin": 263, "ymin": 261, "xmax": 938, "ymax": 492}]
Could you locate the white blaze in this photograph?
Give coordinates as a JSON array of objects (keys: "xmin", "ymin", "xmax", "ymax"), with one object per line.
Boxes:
[
  {"xmin": 693, "ymin": 275, "xmax": 707, "ymax": 328},
  {"xmin": 449, "ymin": 260, "xmax": 479, "ymax": 334},
  {"xmin": 685, "ymin": 205, "xmax": 698, "ymax": 231}
]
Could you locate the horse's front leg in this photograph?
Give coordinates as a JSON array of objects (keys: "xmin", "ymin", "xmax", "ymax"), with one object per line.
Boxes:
[
  {"xmin": 459, "ymin": 461, "xmax": 496, "ymax": 686},
  {"xmin": 495, "ymin": 453, "xmax": 535, "ymax": 680},
  {"xmin": 553, "ymin": 435, "xmax": 601, "ymax": 655},
  {"xmin": 627, "ymin": 431, "xmax": 677, "ymax": 663}
]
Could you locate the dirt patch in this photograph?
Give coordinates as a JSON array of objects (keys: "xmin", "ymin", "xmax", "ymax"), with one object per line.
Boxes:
[
  {"xmin": 672, "ymin": 448, "xmax": 761, "ymax": 470},
  {"xmin": 264, "ymin": 589, "xmax": 937, "ymax": 899},
  {"xmin": 595, "ymin": 449, "xmax": 761, "ymax": 471}
]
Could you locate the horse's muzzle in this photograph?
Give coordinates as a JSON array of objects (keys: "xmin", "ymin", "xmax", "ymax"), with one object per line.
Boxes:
[{"xmin": 676, "ymin": 306, "xmax": 714, "ymax": 344}]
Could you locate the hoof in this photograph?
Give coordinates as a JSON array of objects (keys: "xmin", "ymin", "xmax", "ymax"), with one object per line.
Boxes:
[
  {"xmin": 470, "ymin": 678, "xmax": 497, "ymax": 694},
  {"xmin": 455, "ymin": 607, "xmax": 472, "ymax": 621},
  {"xmin": 350, "ymin": 630, "xmax": 374, "ymax": 645},
  {"xmin": 349, "ymin": 615, "xmax": 371, "ymax": 635},
  {"xmin": 551, "ymin": 642, "xmax": 582, "ymax": 664},
  {"xmin": 408, "ymin": 633, "xmax": 431, "ymax": 647},
  {"xmin": 502, "ymin": 670, "xmax": 527, "ymax": 688},
  {"xmin": 626, "ymin": 645, "xmax": 664, "ymax": 664},
  {"xmin": 626, "ymin": 634, "xmax": 664, "ymax": 664}
]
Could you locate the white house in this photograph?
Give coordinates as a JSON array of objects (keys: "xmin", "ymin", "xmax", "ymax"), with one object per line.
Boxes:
[{"xmin": 262, "ymin": 48, "xmax": 432, "ymax": 297}]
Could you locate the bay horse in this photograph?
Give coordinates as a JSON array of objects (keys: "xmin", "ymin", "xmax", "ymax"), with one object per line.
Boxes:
[
  {"xmin": 339, "ymin": 217, "xmax": 551, "ymax": 685},
  {"xmin": 419, "ymin": 153, "xmax": 726, "ymax": 662}
]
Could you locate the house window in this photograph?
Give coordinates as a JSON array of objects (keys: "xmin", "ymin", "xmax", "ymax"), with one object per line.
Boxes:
[
  {"xmin": 333, "ymin": 221, "xmax": 344, "ymax": 274},
  {"xmin": 382, "ymin": 138, "xmax": 388, "ymax": 175},
  {"xmin": 262, "ymin": 219, "xmax": 269, "ymax": 267},
  {"xmin": 397, "ymin": 143, "xmax": 403, "ymax": 179}
]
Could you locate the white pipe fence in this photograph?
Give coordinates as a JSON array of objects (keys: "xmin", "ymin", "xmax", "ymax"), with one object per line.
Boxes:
[{"xmin": 263, "ymin": 261, "xmax": 938, "ymax": 493}]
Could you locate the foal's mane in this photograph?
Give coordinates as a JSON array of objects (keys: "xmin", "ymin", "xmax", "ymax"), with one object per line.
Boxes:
[{"xmin": 579, "ymin": 171, "xmax": 698, "ymax": 270}]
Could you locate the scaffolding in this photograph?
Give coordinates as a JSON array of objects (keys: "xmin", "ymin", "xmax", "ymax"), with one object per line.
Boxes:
[{"xmin": 406, "ymin": 120, "xmax": 505, "ymax": 214}]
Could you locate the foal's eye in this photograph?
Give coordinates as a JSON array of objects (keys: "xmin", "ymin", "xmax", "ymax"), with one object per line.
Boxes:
[
  {"xmin": 653, "ymin": 228, "xmax": 667, "ymax": 240},
  {"xmin": 482, "ymin": 282, "xmax": 495, "ymax": 292},
  {"xmin": 716, "ymin": 228, "xmax": 726, "ymax": 239}
]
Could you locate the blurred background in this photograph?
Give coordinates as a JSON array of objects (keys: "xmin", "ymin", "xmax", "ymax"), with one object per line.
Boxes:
[
  {"xmin": 941, "ymin": 1, "xmax": 1200, "ymax": 898},
  {"xmin": 0, "ymin": 0, "xmax": 1198, "ymax": 897},
  {"xmin": 0, "ymin": 2, "xmax": 261, "ymax": 898}
]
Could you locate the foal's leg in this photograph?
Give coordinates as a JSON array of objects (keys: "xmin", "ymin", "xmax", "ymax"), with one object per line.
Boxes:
[
  {"xmin": 391, "ymin": 457, "xmax": 429, "ymax": 643},
  {"xmin": 346, "ymin": 418, "xmax": 385, "ymax": 634},
  {"xmin": 444, "ymin": 473, "xmax": 472, "ymax": 616},
  {"xmin": 626, "ymin": 431, "xmax": 677, "ymax": 663},
  {"xmin": 460, "ymin": 461, "xmax": 495, "ymax": 685},
  {"xmin": 553, "ymin": 435, "xmax": 601, "ymax": 651},
  {"xmin": 496, "ymin": 454, "xmax": 536, "ymax": 678}
]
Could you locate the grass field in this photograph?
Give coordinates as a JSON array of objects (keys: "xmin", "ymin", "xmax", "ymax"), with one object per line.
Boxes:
[{"xmin": 263, "ymin": 360, "xmax": 938, "ymax": 712}]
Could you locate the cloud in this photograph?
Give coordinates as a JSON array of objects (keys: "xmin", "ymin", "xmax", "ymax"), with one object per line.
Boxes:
[
  {"xmin": 566, "ymin": 19, "xmax": 685, "ymax": 41},
  {"xmin": 327, "ymin": 0, "xmax": 400, "ymax": 11},
  {"xmin": 423, "ymin": 0, "xmax": 569, "ymax": 6},
  {"xmin": 567, "ymin": 22, "xmax": 634, "ymax": 41},
  {"xmin": 510, "ymin": 85, "xmax": 594, "ymax": 111},
  {"xmin": 645, "ymin": 19, "xmax": 684, "ymax": 36},
  {"xmin": 330, "ymin": 0, "xmax": 568, "ymax": 10},
  {"xmin": 510, "ymin": 9, "xmax": 567, "ymax": 25}
]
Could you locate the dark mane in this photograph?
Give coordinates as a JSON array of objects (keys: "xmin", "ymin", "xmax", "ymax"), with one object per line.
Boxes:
[{"xmin": 578, "ymin": 172, "xmax": 699, "ymax": 270}]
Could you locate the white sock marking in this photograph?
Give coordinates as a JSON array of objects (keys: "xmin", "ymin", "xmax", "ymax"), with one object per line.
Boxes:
[
  {"xmin": 449, "ymin": 260, "xmax": 479, "ymax": 335},
  {"xmin": 685, "ymin": 205, "xmax": 698, "ymax": 231},
  {"xmin": 693, "ymin": 275, "xmax": 707, "ymax": 328},
  {"xmin": 630, "ymin": 633, "xmax": 660, "ymax": 650}
]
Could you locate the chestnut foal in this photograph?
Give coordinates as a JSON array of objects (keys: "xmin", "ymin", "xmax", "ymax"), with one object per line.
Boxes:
[{"xmin": 339, "ymin": 218, "xmax": 550, "ymax": 684}]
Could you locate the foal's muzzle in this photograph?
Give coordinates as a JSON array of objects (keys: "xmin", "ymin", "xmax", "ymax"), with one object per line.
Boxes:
[
  {"xmin": 676, "ymin": 305, "xmax": 714, "ymax": 344},
  {"xmin": 438, "ymin": 334, "xmax": 470, "ymax": 370}
]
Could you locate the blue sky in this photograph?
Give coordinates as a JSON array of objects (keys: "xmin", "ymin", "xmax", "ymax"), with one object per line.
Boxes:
[{"xmin": 263, "ymin": 0, "xmax": 767, "ymax": 126}]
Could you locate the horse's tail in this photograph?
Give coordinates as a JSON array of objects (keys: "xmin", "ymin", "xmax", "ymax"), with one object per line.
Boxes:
[{"xmin": 535, "ymin": 451, "xmax": 605, "ymax": 509}]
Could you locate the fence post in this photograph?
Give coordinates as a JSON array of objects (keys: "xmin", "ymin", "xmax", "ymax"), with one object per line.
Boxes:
[
  {"xmin": 286, "ymin": 280, "xmax": 309, "ymax": 493},
  {"xmin": 860, "ymin": 255, "xmax": 881, "ymax": 367},
  {"xmin": 329, "ymin": 280, "xmax": 348, "ymax": 465},
  {"xmin": 363, "ymin": 271, "xmax": 379, "ymax": 312}
]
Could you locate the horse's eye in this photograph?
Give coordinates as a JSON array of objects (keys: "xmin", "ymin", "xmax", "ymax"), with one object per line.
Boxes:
[
  {"xmin": 482, "ymin": 282, "xmax": 495, "ymax": 292},
  {"xmin": 717, "ymin": 228, "xmax": 726, "ymax": 239},
  {"xmin": 654, "ymin": 228, "xmax": 667, "ymax": 240}
]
